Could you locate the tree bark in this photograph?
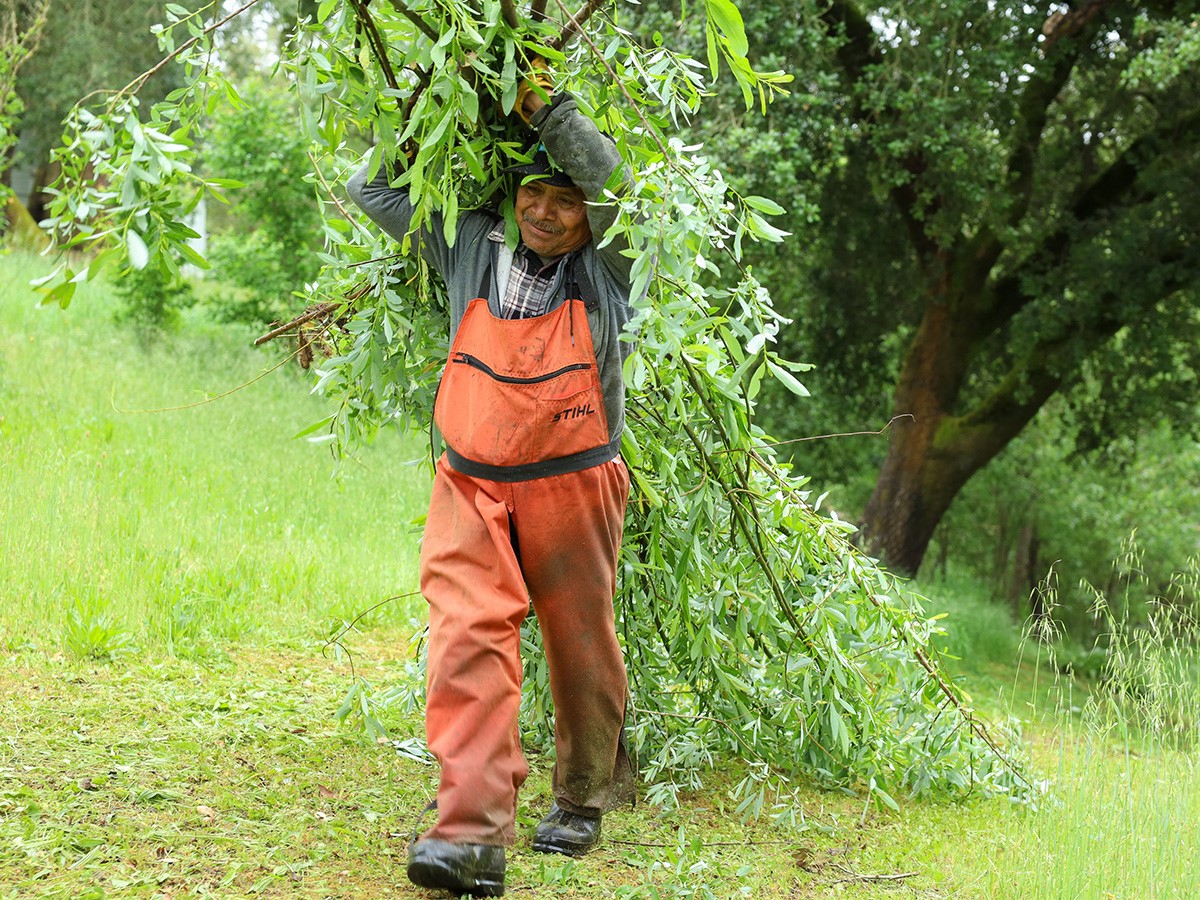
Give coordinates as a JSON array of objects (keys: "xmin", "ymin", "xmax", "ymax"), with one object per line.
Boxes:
[
  {"xmin": 1011, "ymin": 522, "xmax": 1039, "ymax": 617},
  {"xmin": 3, "ymin": 192, "xmax": 49, "ymax": 249},
  {"xmin": 856, "ymin": 265, "xmax": 1100, "ymax": 576},
  {"xmin": 857, "ymin": 275, "xmax": 1139, "ymax": 577},
  {"xmin": 26, "ymin": 158, "xmax": 52, "ymax": 223},
  {"xmin": 857, "ymin": 300, "xmax": 974, "ymax": 575}
]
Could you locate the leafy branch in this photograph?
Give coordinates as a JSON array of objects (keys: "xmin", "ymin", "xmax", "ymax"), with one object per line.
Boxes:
[{"xmin": 34, "ymin": 0, "xmax": 1037, "ymax": 811}]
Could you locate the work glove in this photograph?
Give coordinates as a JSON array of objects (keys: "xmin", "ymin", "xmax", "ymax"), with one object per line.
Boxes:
[{"xmin": 515, "ymin": 56, "xmax": 554, "ymax": 126}]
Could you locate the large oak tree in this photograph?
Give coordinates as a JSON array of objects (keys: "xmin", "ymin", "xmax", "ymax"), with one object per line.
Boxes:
[{"xmin": 691, "ymin": 1, "xmax": 1200, "ymax": 576}]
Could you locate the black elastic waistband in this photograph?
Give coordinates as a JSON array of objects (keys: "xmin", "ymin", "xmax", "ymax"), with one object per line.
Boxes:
[{"xmin": 444, "ymin": 436, "xmax": 622, "ymax": 483}]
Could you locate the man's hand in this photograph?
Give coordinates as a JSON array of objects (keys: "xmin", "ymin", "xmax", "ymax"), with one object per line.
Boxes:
[{"xmin": 515, "ymin": 56, "xmax": 553, "ymax": 125}]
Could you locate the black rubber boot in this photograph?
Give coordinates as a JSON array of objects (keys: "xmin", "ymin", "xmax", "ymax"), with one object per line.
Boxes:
[
  {"xmin": 531, "ymin": 803, "xmax": 602, "ymax": 857},
  {"xmin": 407, "ymin": 838, "xmax": 506, "ymax": 897}
]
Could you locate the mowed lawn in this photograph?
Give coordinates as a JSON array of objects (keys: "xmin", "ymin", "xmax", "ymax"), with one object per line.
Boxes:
[{"xmin": 2, "ymin": 252, "xmax": 1198, "ymax": 899}]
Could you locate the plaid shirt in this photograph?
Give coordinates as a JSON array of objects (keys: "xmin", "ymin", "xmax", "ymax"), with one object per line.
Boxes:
[{"xmin": 487, "ymin": 222, "xmax": 562, "ymax": 319}]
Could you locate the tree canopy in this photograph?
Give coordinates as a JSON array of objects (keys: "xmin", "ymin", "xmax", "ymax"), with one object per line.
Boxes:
[
  {"xmin": 30, "ymin": 0, "xmax": 1038, "ymax": 810},
  {"xmin": 673, "ymin": 1, "xmax": 1200, "ymax": 576},
  {"xmin": 4, "ymin": 1, "xmax": 209, "ymax": 222}
]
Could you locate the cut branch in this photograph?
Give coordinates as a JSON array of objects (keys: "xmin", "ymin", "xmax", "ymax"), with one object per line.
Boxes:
[
  {"xmin": 499, "ymin": 0, "xmax": 520, "ymax": 29},
  {"xmin": 832, "ymin": 865, "xmax": 919, "ymax": 885},
  {"xmin": 550, "ymin": 0, "xmax": 608, "ymax": 52},
  {"xmin": 385, "ymin": 0, "xmax": 440, "ymax": 41},
  {"xmin": 348, "ymin": 0, "xmax": 400, "ymax": 91},
  {"xmin": 737, "ymin": 441, "xmax": 1035, "ymax": 789},
  {"xmin": 254, "ymin": 302, "xmax": 342, "ymax": 346}
]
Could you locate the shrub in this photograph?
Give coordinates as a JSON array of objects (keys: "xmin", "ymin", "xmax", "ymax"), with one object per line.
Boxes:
[{"xmin": 112, "ymin": 265, "xmax": 197, "ymax": 335}]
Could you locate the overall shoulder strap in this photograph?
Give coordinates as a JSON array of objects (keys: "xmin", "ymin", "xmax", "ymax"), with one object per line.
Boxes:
[{"xmin": 566, "ymin": 253, "xmax": 599, "ymax": 310}]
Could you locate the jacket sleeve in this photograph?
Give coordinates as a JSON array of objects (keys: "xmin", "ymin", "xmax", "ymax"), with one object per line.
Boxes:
[
  {"xmin": 532, "ymin": 94, "xmax": 635, "ymax": 288},
  {"xmin": 346, "ymin": 159, "xmax": 456, "ymax": 277}
]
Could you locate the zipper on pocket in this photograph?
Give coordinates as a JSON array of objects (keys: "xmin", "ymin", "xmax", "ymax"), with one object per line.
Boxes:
[{"xmin": 452, "ymin": 353, "xmax": 592, "ymax": 385}]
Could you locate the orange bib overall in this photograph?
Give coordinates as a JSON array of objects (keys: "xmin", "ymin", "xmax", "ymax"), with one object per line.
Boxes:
[{"xmin": 420, "ymin": 296, "xmax": 633, "ymax": 847}]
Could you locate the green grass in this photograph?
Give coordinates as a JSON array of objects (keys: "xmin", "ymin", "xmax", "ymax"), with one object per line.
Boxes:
[
  {"xmin": 2, "ymin": 250, "xmax": 1198, "ymax": 898},
  {"xmin": 1, "ymin": 252, "xmax": 430, "ymax": 655}
]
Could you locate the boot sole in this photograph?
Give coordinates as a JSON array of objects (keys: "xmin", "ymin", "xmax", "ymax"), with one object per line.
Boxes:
[{"xmin": 407, "ymin": 861, "xmax": 505, "ymax": 897}]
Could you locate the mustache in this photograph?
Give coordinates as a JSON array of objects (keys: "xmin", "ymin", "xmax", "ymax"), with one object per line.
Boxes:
[{"xmin": 521, "ymin": 213, "xmax": 565, "ymax": 235}]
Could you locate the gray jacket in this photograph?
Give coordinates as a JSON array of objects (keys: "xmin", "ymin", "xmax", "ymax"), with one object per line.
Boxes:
[{"xmin": 347, "ymin": 94, "xmax": 638, "ymax": 462}]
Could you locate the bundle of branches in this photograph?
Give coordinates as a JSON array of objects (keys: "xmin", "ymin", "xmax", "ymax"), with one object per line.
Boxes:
[{"xmin": 37, "ymin": 0, "xmax": 1035, "ymax": 810}]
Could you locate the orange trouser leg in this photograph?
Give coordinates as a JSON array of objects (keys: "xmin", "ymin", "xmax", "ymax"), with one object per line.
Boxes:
[
  {"xmin": 511, "ymin": 458, "xmax": 632, "ymax": 817},
  {"xmin": 420, "ymin": 457, "xmax": 530, "ymax": 846},
  {"xmin": 419, "ymin": 456, "xmax": 632, "ymax": 844}
]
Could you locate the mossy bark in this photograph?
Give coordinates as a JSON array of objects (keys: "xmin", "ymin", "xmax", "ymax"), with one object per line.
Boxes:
[
  {"xmin": 3, "ymin": 193, "xmax": 48, "ymax": 251},
  {"xmin": 858, "ymin": 299, "xmax": 1064, "ymax": 576}
]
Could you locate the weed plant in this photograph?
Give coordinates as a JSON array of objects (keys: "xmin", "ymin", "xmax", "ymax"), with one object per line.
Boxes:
[{"xmin": 977, "ymin": 538, "xmax": 1200, "ymax": 898}]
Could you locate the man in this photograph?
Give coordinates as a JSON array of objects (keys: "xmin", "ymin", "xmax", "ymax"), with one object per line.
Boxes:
[{"xmin": 348, "ymin": 69, "xmax": 640, "ymax": 897}]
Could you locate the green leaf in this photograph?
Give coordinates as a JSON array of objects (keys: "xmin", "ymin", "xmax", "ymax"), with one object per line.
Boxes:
[
  {"xmin": 294, "ymin": 415, "xmax": 340, "ymax": 444},
  {"xmin": 704, "ymin": 22, "xmax": 720, "ymax": 78},
  {"xmin": 126, "ymin": 230, "xmax": 150, "ymax": 270},
  {"xmin": 765, "ymin": 358, "xmax": 809, "ymax": 397},
  {"xmin": 40, "ymin": 280, "xmax": 77, "ymax": 309},
  {"xmin": 442, "ymin": 189, "xmax": 459, "ymax": 247},
  {"xmin": 744, "ymin": 195, "xmax": 785, "ymax": 215},
  {"xmin": 205, "ymin": 177, "xmax": 247, "ymax": 189},
  {"xmin": 705, "ymin": 0, "xmax": 749, "ymax": 58},
  {"xmin": 872, "ymin": 781, "xmax": 901, "ymax": 812}
]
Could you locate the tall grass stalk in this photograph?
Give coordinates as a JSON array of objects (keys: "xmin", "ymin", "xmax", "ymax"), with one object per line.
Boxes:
[
  {"xmin": 0, "ymin": 252, "xmax": 430, "ymax": 655},
  {"xmin": 987, "ymin": 538, "xmax": 1200, "ymax": 898}
]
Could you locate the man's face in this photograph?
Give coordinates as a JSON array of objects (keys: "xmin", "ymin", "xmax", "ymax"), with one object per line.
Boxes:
[{"xmin": 514, "ymin": 180, "xmax": 592, "ymax": 258}]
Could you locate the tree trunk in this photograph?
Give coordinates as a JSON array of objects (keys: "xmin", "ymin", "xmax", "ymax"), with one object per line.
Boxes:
[
  {"xmin": 858, "ymin": 295, "xmax": 1064, "ymax": 576},
  {"xmin": 1011, "ymin": 521, "xmax": 1039, "ymax": 617},
  {"xmin": 3, "ymin": 193, "xmax": 49, "ymax": 250},
  {"xmin": 931, "ymin": 522, "xmax": 949, "ymax": 580},
  {"xmin": 994, "ymin": 503, "xmax": 1012, "ymax": 600},
  {"xmin": 858, "ymin": 302, "xmax": 975, "ymax": 576},
  {"xmin": 26, "ymin": 158, "xmax": 53, "ymax": 224}
]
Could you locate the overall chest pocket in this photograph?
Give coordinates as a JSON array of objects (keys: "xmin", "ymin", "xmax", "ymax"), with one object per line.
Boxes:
[{"xmin": 433, "ymin": 300, "xmax": 610, "ymax": 468}]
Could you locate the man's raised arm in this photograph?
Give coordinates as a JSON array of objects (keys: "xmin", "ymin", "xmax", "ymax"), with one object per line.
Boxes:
[{"xmin": 524, "ymin": 88, "xmax": 635, "ymax": 287}]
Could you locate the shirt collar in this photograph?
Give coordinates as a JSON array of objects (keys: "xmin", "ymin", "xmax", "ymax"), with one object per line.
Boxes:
[{"xmin": 488, "ymin": 220, "xmax": 565, "ymax": 274}]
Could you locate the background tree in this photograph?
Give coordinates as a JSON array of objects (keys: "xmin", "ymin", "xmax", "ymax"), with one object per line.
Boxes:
[
  {"xmin": 1, "ymin": 0, "xmax": 50, "ymax": 228},
  {"xmin": 673, "ymin": 1, "xmax": 1200, "ymax": 577},
  {"xmin": 203, "ymin": 76, "xmax": 324, "ymax": 326},
  {"xmin": 10, "ymin": 0, "xmax": 205, "ymax": 220}
]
